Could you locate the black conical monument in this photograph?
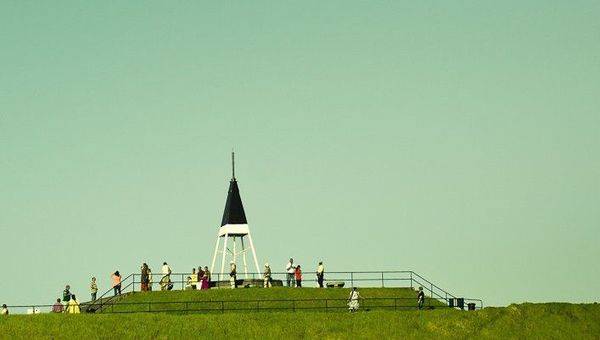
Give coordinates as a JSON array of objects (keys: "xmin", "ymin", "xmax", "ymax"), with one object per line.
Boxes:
[{"xmin": 211, "ymin": 151, "xmax": 260, "ymax": 279}]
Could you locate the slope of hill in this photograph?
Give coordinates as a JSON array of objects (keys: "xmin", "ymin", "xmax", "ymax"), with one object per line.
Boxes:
[
  {"xmin": 1, "ymin": 289, "xmax": 598, "ymax": 339},
  {"xmin": 95, "ymin": 287, "xmax": 441, "ymax": 313}
]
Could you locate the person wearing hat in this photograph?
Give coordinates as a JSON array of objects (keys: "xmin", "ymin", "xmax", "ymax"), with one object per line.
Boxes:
[
  {"xmin": 1, "ymin": 304, "xmax": 8, "ymax": 315},
  {"xmin": 263, "ymin": 263, "xmax": 272, "ymax": 288},
  {"xmin": 417, "ymin": 286, "xmax": 425, "ymax": 310},
  {"xmin": 229, "ymin": 261, "xmax": 237, "ymax": 289}
]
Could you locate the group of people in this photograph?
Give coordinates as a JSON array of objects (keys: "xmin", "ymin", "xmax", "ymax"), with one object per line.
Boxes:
[
  {"xmin": 281, "ymin": 259, "xmax": 325, "ymax": 288},
  {"xmin": 46, "ymin": 285, "xmax": 82, "ymax": 314},
  {"xmin": 185, "ymin": 266, "xmax": 211, "ymax": 290},
  {"xmin": 0, "ymin": 262, "xmax": 427, "ymax": 315}
]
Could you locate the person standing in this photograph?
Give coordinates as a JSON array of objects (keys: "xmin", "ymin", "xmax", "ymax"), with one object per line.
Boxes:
[
  {"xmin": 295, "ymin": 265, "xmax": 303, "ymax": 287},
  {"xmin": 1, "ymin": 304, "xmax": 9, "ymax": 315},
  {"xmin": 52, "ymin": 298, "xmax": 64, "ymax": 313},
  {"xmin": 316, "ymin": 261, "xmax": 325, "ymax": 288},
  {"xmin": 417, "ymin": 287, "xmax": 425, "ymax": 310},
  {"xmin": 111, "ymin": 271, "xmax": 122, "ymax": 296},
  {"xmin": 66, "ymin": 295, "xmax": 80, "ymax": 314},
  {"xmin": 190, "ymin": 268, "xmax": 197, "ymax": 290},
  {"xmin": 161, "ymin": 262, "xmax": 172, "ymax": 291},
  {"xmin": 348, "ymin": 287, "xmax": 360, "ymax": 312},
  {"xmin": 203, "ymin": 266, "xmax": 211, "ymax": 289},
  {"xmin": 147, "ymin": 266, "xmax": 153, "ymax": 291},
  {"xmin": 141, "ymin": 264, "xmax": 150, "ymax": 292},
  {"xmin": 286, "ymin": 258, "xmax": 295, "ymax": 287},
  {"xmin": 229, "ymin": 261, "xmax": 237, "ymax": 289},
  {"xmin": 63, "ymin": 285, "xmax": 71, "ymax": 303},
  {"xmin": 263, "ymin": 263, "xmax": 272, "ymax": 288},
  {"xmin": 200, "ymin": 267, "xmax": 209, "ymax": 290},
  {"xmin": 90, "ymin": 277, "xmax": 98, "ymax": 301}
]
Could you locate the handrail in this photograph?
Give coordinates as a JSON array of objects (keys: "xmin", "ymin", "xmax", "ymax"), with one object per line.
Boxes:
[
  {"xmin": 6, "ymin": 270, "xmax": 484, "ymax": 313},
  {"xmin": 85, "ymin": 273, "xmax": 134, "ymax": 311},
  {"xmin": 12, "ymin": 270, "xmax": 480, "ymax": 314}
]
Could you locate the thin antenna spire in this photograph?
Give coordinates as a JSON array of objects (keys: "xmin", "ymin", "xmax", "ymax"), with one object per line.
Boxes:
[{"xmin": 231, "ymin": 149, "xmax": 235, "ymax": 180}]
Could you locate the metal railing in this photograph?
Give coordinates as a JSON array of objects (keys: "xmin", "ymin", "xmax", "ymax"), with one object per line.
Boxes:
[
  {"xmin": 5, "ymin": 296, "xmax": 483, "ymax": 315},
  {"xmin": 5, "ymin": 270, "xmax": 483, "ymax": 314}
]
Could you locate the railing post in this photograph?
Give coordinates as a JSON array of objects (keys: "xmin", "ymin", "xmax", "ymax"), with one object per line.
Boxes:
[
  {"xmin": 381, "ymin": 272, "xmax": 385, "ymax": 288},
  {"xmin": 181, "ymin": 274, "xmax": 184, "ymax": 290},
  {"xmin": 133, "ymin": 274, "xmax": 136, "ymax": 293},
  {"xmin": 430, "ymin": 283, "xmax": 433, "ymax": 298},
  {"xmin": 410, "ymin": 272, "xmax": 413, "ymax": 289},
  {"xmin": 350, "ymin": 272, "xmax": 354, "ymax": 288}
]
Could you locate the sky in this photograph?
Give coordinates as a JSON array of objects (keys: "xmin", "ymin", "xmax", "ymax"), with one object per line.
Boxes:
[{"xmin": 1, "ymin": 1, "xmax": 599, "ymax": 307}]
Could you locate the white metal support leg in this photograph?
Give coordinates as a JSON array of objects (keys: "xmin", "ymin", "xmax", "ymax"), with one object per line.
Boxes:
[
  {"xmin": 211, "ymin": 236, "xmax": 221, "ymax": 274},
  {"xmin": 220, "ymin": 233, "xmax": 229, "ymax": 279},
  {"xmin": 232, "ymin": 236, "xmax": 237, "ymax": 264},
  {"xmin": 241, "ymin": 237, "xmax": 248, "ymax": 276},
  {"xmin": 247, "ymin": 232, "xmax": 260, "ymax": 274}
]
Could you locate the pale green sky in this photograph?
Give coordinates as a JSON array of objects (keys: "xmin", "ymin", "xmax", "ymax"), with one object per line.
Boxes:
[{"xmin": 1, "ymin": 1, "xmax": 598, "ymax": 306}]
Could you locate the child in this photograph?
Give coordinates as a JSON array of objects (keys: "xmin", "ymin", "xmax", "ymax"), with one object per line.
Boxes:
[{"xmin": 295, "ymin": 265, "xmax": 303, "ymax": 287}]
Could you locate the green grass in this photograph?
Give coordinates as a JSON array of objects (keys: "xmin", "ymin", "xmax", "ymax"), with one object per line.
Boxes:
[
  {"xmin": 101, "ymin": 287, "xmax": 440, "ymax": 313},
  {"xmin": 1, "ymin": 303, "xmax": 599, "ymax": 339},
  {"xmin": 1, "ymin": 289, "xmax": 599, "ymax": 339}
]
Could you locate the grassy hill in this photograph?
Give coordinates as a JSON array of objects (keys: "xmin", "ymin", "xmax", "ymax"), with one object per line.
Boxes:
[
  {"xmin": 97, "ymin": 287, "xmax": 442, "ymax": 313},
  {"xmin": 1, "ymin": 288, "xmax": 599, "ymax": 339}
]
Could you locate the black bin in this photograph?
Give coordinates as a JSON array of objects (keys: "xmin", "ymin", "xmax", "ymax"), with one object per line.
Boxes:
[
  {"xmin": 457, "ymin": 298, "xmax": 464, "ymax": 310},
  {"xmin": 448, "ymin": 298, "xmax": 454, "ymax": 308},
  {"xmin": 467, "ymin": 303, "xmax": 476, "ymax": 311}
]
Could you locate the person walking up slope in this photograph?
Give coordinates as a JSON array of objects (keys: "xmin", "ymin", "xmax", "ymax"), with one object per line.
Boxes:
[
  {"xmin": 417, "ymin": 287, "xmax": 425, "ymax": 310},
  {"xmin": 348, "ymin": 287, "xmax": 360, "ymax": 312}
]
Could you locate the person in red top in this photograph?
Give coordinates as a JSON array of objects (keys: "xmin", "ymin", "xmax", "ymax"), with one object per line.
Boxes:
[
  {"xmin": 51, "ymin": 298, "xmax": 64, "ymax": 313},
  {"xmin": 294, "ymin": 265, "xmax": 303, "ymax": 287},
  {"xmin": 111, "ymin": 271, "xmax": 122, "ymax": 296}
]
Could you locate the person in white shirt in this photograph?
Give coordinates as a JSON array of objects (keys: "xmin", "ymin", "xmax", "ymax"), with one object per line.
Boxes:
[
  {"xmin": 348, "ymin": 287, "xmax": 360, "ymax": 312},
  {"xmin": 229, "ymin": 261, "xmax": 237, "ymax": 289},
  {"xmin": 161, "ymin": 262, "xmax": 172, "ymax": 291},
  {"xmin": 316, "ymin": 261, "xmax": 325, "ymax": 288},
  {"xmin": 286, "ymin": 258, "xmax": 295, "ymax": 287},
  {"xmin": 1, "ymin": 304, "xmax": 8, "ymax": 315}
]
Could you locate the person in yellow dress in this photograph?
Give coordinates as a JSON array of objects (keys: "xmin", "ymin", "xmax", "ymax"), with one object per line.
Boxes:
[{"xmin": 67, "ymin": 295, "xmax": 81, "ymax": 314}]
